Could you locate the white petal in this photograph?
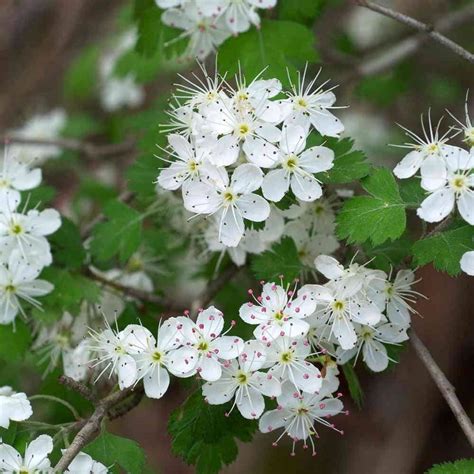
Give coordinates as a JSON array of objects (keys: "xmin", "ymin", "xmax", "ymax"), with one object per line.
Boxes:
[
  {"xmin": 460, "ymin": 251, "xmax": 474, "ymax": 276},
  {"xmin": 332, "ymin": 316, "xmax": 357, "ymax": 350},
  {"xmin": 144, "ymin": 365, "xmax": 170, "ymax": 399},
  {"xmin": 198, "ymin": 355, "xmax": 222, "ymax": 382},
  {"xmin": 236, "ymin": 194, "xmax": 270, "ymax": 222},
  {"xmin": 26, "ymin": 208, "xmax": 61, "ymax": 235},
  {"xmin": 219, "ymin": 207, "xmax": 245, "ymax": 247},
  {"xmin": 352, "ymin": 304, "xmax": 382, "ymax": 326},
  {"xmin": 420, "ymin": 154, "xmax": 447, "ymax": 191},
  {"xmin": 363, "ymin": 340, "xmax": 388, "ymax": 372},
  {"xmin": 242, "ymin": 136, "xmax": 280, "ymax": 168},
  {"xmin": 442, "ymin": 145, "xmax": 473, "ymax": 170},
  {"xmin": 417, "ymin": 188, "xmax": 455, "ymax": 223},
  {"xmin": 262, "ymin": 169, "xmax": 289, "ymax": 202},
  {"xmin": 157, "ymin": 163, "xmax": 188, "ymax": 191},
  {"xmin": 251, "ymin": 371, "xmax": 281, "ymax": 397},
  {"xmin": 196, "ymin": 306, "xmax": 224, "ymax": 339},
  {"xmin": 290, "ymin": 173, "xmax": 322, "ymax": 202},
  {"xmin": 202, "ymin": 378, "xmax": 237, "ymax": 404},
  {"xmin": 168, "ymin": 347, "xmax": 198, "ymax": 376},
  {"xmin": 279, "ymin": 124, "xmax": 307, "ymax": 155},
  {"xmin": 393, "ymin": 150, "xmax": 423, "ymax": 179},
  {"xmin": 314, "ymin": 255, "xmax": 344, "ymax": 279},
  {"xmin": 261, "ymin": 282, "xmax": 288, "ymax": 311},
  {"xmin": 209, "ymin": 135, "xmax": 240, "ymax": 166},
  {"xmin": 117, "ymin": 354, "xmax": 137, "ymax": 389},
  {"xmin": 255, "ymin": 123, "xmax": 281, "ymax": 142},
  {"xmin": 290, "ymin": 360, "xmax": 322, "ymax": 394},
  {"xmin": 24, "ymin": 434, "xmax": 53, "ymax": 469},
  {"xmin": 212, "ymin": 335, "xmax": 244, "ymax": 360},
  {"xmin": 458, "ymin": 190, "xmax": 474, "ymax": 225},
  {"xmin": 182, "ymin": 181, "xmax": 220, "ymax": 214},
  {"xmin": 309, "ymin": 109, "xmax": 344, "ymax": 137},
  {"xmin": 0, "ymin": 444, "xmax": 22, "ymax": 470},
  {"xmin": 299, "ymin": 146, "xmax": 334, "ymax": 173},
  {"xmin": 231, "ymin": 163, "xmax": 263, "ymax": 194},
  {"xmin": 237, "ymin": 386, "xmax": 265, "ymax": 419},
  {"xmin": 239, "ymin": 340, "xmax": 267, "ymax": 372},
  {"xmin": 258, "ymin": 409, "xmax": 288, "ymax": 433}
]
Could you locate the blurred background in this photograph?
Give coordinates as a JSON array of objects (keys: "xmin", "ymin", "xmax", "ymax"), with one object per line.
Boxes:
[{"xmin": 0, "ymin": 0, "xmax": 473, "ymax": 472}]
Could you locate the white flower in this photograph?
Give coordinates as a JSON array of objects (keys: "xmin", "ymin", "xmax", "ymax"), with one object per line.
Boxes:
[
  {"xmin": 125, "ymin": 319, "xmax": 195, "ymax": 399},
  {"xmin": 64, "ymin": 451, "xmax": 107, "ymax": 474},
  {"xmin": 0, "ymin": 147, "xmax": 41, "ymax": 209},
  {"xmin": 306, "ymin": 280, "xmax": 383, "ymax": 350},
  {"xmin": 62, "ymin": 340, "xmax": 91, "ymax": 382},
  {"xmin": 417, "ymin": 159, "xmax": 474, "ymax": 224},
  {"xmin": 0, "ymin": 386, "xmax": 33, "ymax": 429},
  {"xmin": 0, "ymin": 205, "xmax": 61, "ymax": 268},
  {"xmin": 239, "ymin": 282, "xmax": 316, "ymax": 341},
  {"xmin": 366, "ymin": 269, "xmax": 421, "ymax": 326},
  {"xmin": 279, "ymin": 68, "xmax": 344, "ymax": 137},
  {"xmin": 88, "ymin": 323, "xmax": 144, "ymax": 389},
  {"xmin": 183, "ymin": 163, "xmax": 270, "ymax": 247},
  {"xmin": 262, "ymin": 125, "xmax": 334, "ymax": 202},
  {"xmin": 259, "ymin": 381, "xmax": 344, "ymax": 455},
  {"xmin": 157, "ymin": 133, "xmax": 222, "ymax": 191},
  {"xmin": 393, "ymin": 115, "xmax": 470, "ymax": 189},
  {"xmin": 0, "ymin": 252, "xmax": 54, "ymax": 325},
  {"xmin": 169, "ymin": 306, "xmax": 244, "ymax": 381},
  {"xmin": 460, "ymin": 250, "xmax": 474, "ymax": 276},
  {"xmin": 162, "ymin": 6, "xmax": 231, "ymax": 60},
  {"xmin": 263, "ymin": 336, "xmax": 322, "ymax": 394},
  {"xmin": 336, "ymin": 322, "xmax": 409, "ymax": 372},
  {"xmin": 9, "ymin": 109, "xmax": 66, "ymax": 165},
  {"xmin": 202, "ymin": 340, "xmax": 281, "ymax": 419},
  {"xmin": 0, "ymin": 434, "xmax": 53, "ymax": 473}
]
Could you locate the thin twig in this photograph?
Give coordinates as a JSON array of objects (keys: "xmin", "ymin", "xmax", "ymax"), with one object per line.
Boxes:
[
  {"xmin": 411, "ymin": 330, "xmax": 474, "ymax": 448},
  {"xmin": 59, "ymin": 375, "xmax": 97, "ymax": 404},
  {"xmin": 355, "ymin": 0, "xmax": 474, "ymax": 64},
  {"xmin": 2, "ymin": 135, "xmax": 136, "ymax": 159}
]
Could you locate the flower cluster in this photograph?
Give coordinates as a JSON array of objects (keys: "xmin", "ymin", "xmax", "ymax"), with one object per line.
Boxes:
[
  {"xmin": 393, "ymin": 108, "xmax": 474, "ymax": 276},
  {"xmin": 99, "ymin": 29, "xmax": 145, "ymax": 112},
  {"xmin": 158, "ymin": 0, "xmax": 277, "ymax": 60},
  {"xmin": 0, "ymin": 147, "xmax": 60, "ymax": 326},
  {"xmin": 157, "ymin": 65, "xmax": 344, "ymax": 250},
  {"xmin": 0, "ymin": 389, "xmax": 107, "ymax": 473},
  {"xmin": 88, "ymin": 294, "xmax": 345, "ymax": 453}
]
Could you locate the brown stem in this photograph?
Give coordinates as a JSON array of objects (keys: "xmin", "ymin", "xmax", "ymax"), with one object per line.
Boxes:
[
  {"xmin": 59, "ymin": 375, "xmax": 96, "ymax": 404},
  {"xmin": 411, "ymin": 330, "xmax": 474, "ymax": 448},
  {"xmin": 354, "ymin": 1, "xmax": 474, "ymax": 64}
]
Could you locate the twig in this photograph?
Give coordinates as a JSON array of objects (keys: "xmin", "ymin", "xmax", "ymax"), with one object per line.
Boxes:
[
  {"xmin": 350, "ymin": 3, "xmax": 474, "ymax": 78},
  {"xmin": 355, "ymin": 1, "xmax": 474, "ymax": 64},
  {"xmin": 59, "ymin": 375, "xmax": 97, "ymax": 404},
  {"xmin": 411, "ymin": 330, "xmax": 474, "ymax": 448},
  {"xmin": 54, "ymin": 386, "xmax": 142, "ymax": 472},
  {"xmin": 2, "ymin": 135, "xmax": 136, "ymax": 159}
]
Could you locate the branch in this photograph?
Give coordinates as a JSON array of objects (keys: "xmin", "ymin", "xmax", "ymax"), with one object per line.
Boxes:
[
  {"xmin": 2, "ymin": 135, "xmax": 136, "ymax": 159},
  {"xmin": 352, "ymin": 3, "xmax": 474, "ymax": 77},
  {"xmin": 355, "ymin": 1, "xmax": 474, "ymax": 64},
  {"xmin": 54, "ymin": 385, "xmax": 143, "ymax": 472},
  {"xmin": 410, "ymin": 330, "xmax": 474, "ymax": 448}
]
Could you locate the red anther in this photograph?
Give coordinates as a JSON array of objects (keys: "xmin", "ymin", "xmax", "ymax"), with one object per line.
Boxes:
[
  {"xmin": 319, "ymin": 403, "xmax": 325, "ymax": 409},
  {"xmin": 198, "ymin": 308, "xmax": 203, "ymax": 313},
  {"xmin": 266, "ymin": 374, "xmax": 272, "ymax": 379},
  {"xmin": 279, "ymin": 274, "xmax": 284, "ymax": 279},
  {"xmin": 257, "ymin": 296, "xmax": 263, "ymax": 302},
  {"xmin": 231, "ymin": 320, "xmax": 236, "ymax": 326},
  {"xmin": 303, "ymin": 373, "xmax": 309, "ymax": 379},
  {"xmin": 337, "ymin": 392, "xmax": 343, "ymax": 398},
  {"xmin": 295, "ymin": 307, "xmax": 300, "ymax": 313},
  {"xmin": 248, "ymin": 289, "xmax": 253, "ymax": 295},
  {"xmin": 340, "ymin": 430, "xmax": 345, "ymax": 435},
  {"xmin": 271, "ymin": 284, "xmax": 277, "ymax": 291},
  {"xmin": 290, "ymin": 453, "xmax": 296, "ymax": 457},
  {"xmin": 303, "ymin": 444, "xmax": 308, "ymax": 450},
  {"xmin": 225, "ymin": 412, "xmax": 230, "ymax": 417},
  {"xmin": 280, "ymin": 331, "xmax": 285, "ymax": 336},
  {"xmin": 293, "ymin": 392, "xmax": 299, "ymax": 398},
  {"xmin": 256, "ymin": 352, "xmax": 262, "ymax": 357},
  {"xmin": 260, "ymin": 280, "xmax": 265, "ymax": 285},
  {"xmin": 266, "ymin": 296, "xmax": 271, "ymax": 300},
  {"xmin": 288, "ymin": 291, "xmax": 293, "ymax": 297},
  {"xmin": 345, "ymin": 410, "xmax": 350, "ymax": 416},
  {"xmin": 272, "ymin": 442, "xmax": 278, "ymax": 447},
  {"xmin": 199, "ymin": 323, "xmax": 205, "ymax": 329}
]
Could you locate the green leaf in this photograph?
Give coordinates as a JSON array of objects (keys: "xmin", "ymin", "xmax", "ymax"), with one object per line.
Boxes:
[
  {"xmin": 49, "ymin": 218, "xmax": 86, "ymax": 269},
  {"xmin": 342, "ymin": 363, "xmax": 363, "ymax": 409},
  {"xmin": 363, "ymin": 235, "xmax": 413, "ymax": 272},
  {"xmin": 337, "ymin": 168, "xmax": 406, "ymax": 245},
  {"xmin": 251, "ymin": 237, "xmax": 302, "ymax": 283},
  {"xmin": 90, "ymin": 200, "xmax": 142, "ymax": 262},
  {"xmin": 278, "ymin": 0, "xmax": 324, "ymax": 25},
  {"xmin": 84, "ymin": 431, "xmax": 146, "ymax": 474},
  {"xmin": 426, "ymin": 459, "xmax": 474, "ymax": 474},
  {"xmin": 63, "ymin": 46, "xmax": 99, "ymax": 101},
  {"xmin": 218, "ymin": 20, "xmax": 318, "ymax": 85},
  {"xmin": 126, "ymin": 153, "xmax": 159, "ymax": 200},
  {"xmin": 62, "ymin": 114, "xmax": 103, "ymax": 138},
  {"xmin": 0, "ymin": 320, "xmax": 31, "ymax": 361},
  {"xmin": 23, "ymin": 186, "xmax": 56, "ymax": 211},
  {"xmin": 317, "ymin": 137, "xmax": 371, "ymax": 184},
  {"xmin": 413, "ymin": 222, "xmax": 474, "ymax": 276},
  {"xmin": 399, "ymin": 178, "xmax": 426, "ymax": 208},
  {"xmin": 168, "ymin": 391, "xmax": 256, "ymax": 474}
]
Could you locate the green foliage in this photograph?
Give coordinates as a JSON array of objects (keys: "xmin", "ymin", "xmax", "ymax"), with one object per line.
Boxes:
[
  {"xmin": 413, "ymin": 222, "xmax": 474, "ymax": 276},
  {"xmin": 63, "ymin": 46, "xmax": 99, "ymax": 101},
  {"xmin": 218, "ymin": 20, "xmax": 318, "ymax": 85},
  {"xmin": 84, "ymin": 431, "xmax": 147, "ymax": 474},
  {"xmin": 127, "ymin": 153, "xmax": 159, "ymax": 200},
  {"xmin": 23, "ymin": 186, "xmax": 56, "ymax": 211},
  {"xmin": 251, "ymin": 237, "xmax": 302, "ymax": 282},
  {"xmin": 337, "ymin": 168, "xmax": 406, "ymax": 245},
  {"xmin": 90, "ymin": 200, "xmax": 143, "ymax": 263},
  {"xmin": 0, "ymin": 320, "xmax": 32, "ymax": 362},
  {"xmin": 168, "ymin": 391, "xmax": 257, "ymax": 474},
  {"xmin": 426, "ymin": 459, "xmax": 474, "ymax": 474},
  {"xmin": 278, "ymin": 0, "xmax": 324, "ymax": 25},
  {"xmin": 50, "ymin": 218, "xmax": 86, "ymax": 269},
  {"xmin": 342, "ymin": 363, "xmax": 364, "ymax": 409},
  {"xmin": 363, "ymin": 235, "xmax": 413, "ymax": 272},
  {"xmin": 317, "ymin": 137, "xmax": 371, "ymax": 184},
  {"xmin": 62, "ymin": 114, "xmax": 103, "ymax": 138},
  {"xmin": 399, "ymin": 178, "xmax": 426, "ymax": 208}
]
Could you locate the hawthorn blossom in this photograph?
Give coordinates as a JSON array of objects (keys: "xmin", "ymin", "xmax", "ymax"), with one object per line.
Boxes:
[
  {"xmin": 393, "ymin": 115, "xmax": 469, "ymax": 189},
  {"xmin": 336, "ymin": 322, "xmax": 409, "ymax": 372},
  {"xmin": 202, "ymin": 340, "xmax": 281, "ymax": 419},
  {"xmin": 0, "ymin": 252, "xmax": 54, "ymax": 325},
  {"xmin": 263, "ymin": 336, "xmax": 322, "ymax": 394},
  {"xmin": 0, "ymin": 435, "xmax": 53, "ymax": 473},
  {"xmin": 262, "ymin": 125, "xmax": 334, "ymax": 202},
  {"xmin": 0, "ymin": 205, "xmax": 61, "ymax": 268},
  {"xmin": 64, "ymin": 452, "xmax": 108, "ymax": 474},
  {"xmin": 169, "ymin": 306, "xmax": 244, "ymax": 381},
  {"xmin": 183, "ymin": 163, "xmax": 270, "ymax": 247},
  {"xmin": 279, "ymin": 68, "xmax": 344, "ymax": 137},
  {"xmin": 259, "ymin": 381, "xmax": 344, "ymax": 455},
  {"xmin": 126, "ymin": 319, "xmax": 195, "ymax": 399},
  {"xmin": 460, "ymin": 251, "xmax": 474, "ymax": 276},
  {"xmin": 0, "ymin": 386, "xmax": 33, "ymax": 429},
  {"xmin": 416, "ymin": 157, "xmax": 474, "ymax": 224},
  {"xmin": 239, "ymin": 282, "xmax": 316, "ymax": 341}
]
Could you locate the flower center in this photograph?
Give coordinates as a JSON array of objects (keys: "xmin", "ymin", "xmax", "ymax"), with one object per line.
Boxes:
[
  {"xmin": 296, "ymin": 97, "xmax": 308, "ymax": 109},
  {"xmin": 274, "ymin": 310, "xmax": 285, "ymax": 321},
  {"xmin": 283, "ymin": 154, "xmax": 298, "ymax": 171},
  {"xmin": 361, "ymin": 327, "xmax": 374, "ymax": 341},
  {"xmin": 465, "ymin": 127, "xmax": 474, "ymax": 147},
  {"xmin": 55, "ymin": 333, "xmax": 70, "ymax": 348},
  {"xmin": 297, "ymin": 406, "xmax": 309, "ymax": 415},
  {"xmin": 332, "ymin": 300, "xmax": 345, "ymax": 312},
  {"xmin": 196, "ymin": 340, "xmax": 209, "ymax": 352},
  {"xmin": 5, "ymin": 284, "xmax": 15, "ymax": 293},
  {"xmin": 188, "ymin": 160, "xmax": 199, "ymax": 173},
  {"xmin": 223, "ymin": 191, "xmax": 236, "ymax": 204},
  {"xmin": 385, "ymin": 284, "xmax": 394, "ymax": 297},
  {"xmin": 236, "ymin": 371, "xmax": 248, "ymax": 385},
  {"xmin": 114, "ymin": 345, "xmax": 126, "ymax": 355},
  {"xmin": 0, "ymin": 179, "xmax": 9, "ymax": 188},
  {"xmin": 450, "ymin": 174, "xmax": 467, "ymax": 191},
  {"xmin": 10, "ymin": 223, "xmax": 23, "ymax": 235},
  {"xmin": 197, "ymin": 21, "xmax": 208, "ymax": 32},
  {"xmin": 126, "ymin": 255, "xmax": 144, "ymax": 272},
  {"xmin": 280, "ymin": 351, "xmax": 293, "ymax": 364},
  {"xmin": 152, "ymin": 351, "xmax": 162, "ymax": 362},
  {"xmin": 314, "ymin": 204, "xmax": 325, "ymax": 215},
  {"xmin": 425, "ymin": 143, "xmax": 439, "ymax": 154},
  {"xmin": 236, "ymin": 123, "xmax": 251, "ymax": 137}
]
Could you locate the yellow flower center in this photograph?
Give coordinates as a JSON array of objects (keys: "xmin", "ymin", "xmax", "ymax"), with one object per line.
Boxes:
[
  {"xmin": 332, "ymin": 300, "xmax": 345, "ymax": 312},
  {"xmin": 451, "ymin": 175, "xmax": 466, "ymax": 191},
  {"xmin": 284, "ymin": 154, "xmax": 298, "ymax": 170},
  {"xmin": 197, "ymin": 341, "xmax": 209, "ymax": 352},
  {"xmin": 280, "ymin": 351, "xmax": 293, "ymax": 364},
  {"xmin": 426, "ymin": 143, "xmax": 439, "ymax": 154},
  {"xmin": 274, "ymin": 311, "xmax": 284, "ymax": 321},
  {"xmin": 152, "ymin": 351, "xmax": 162, "ymax": 362},
  {"xmin": 296, "ymin": 97, "xmax": 307, "ymax": 108},
  {"xmin": 10, "ymin": 224, "xmax": 22, "ymax": 235},
  {"xmin": 223, "ymin": 191, "xmax": 236, "ymax": 204},
  {"xmin": 5, "ymin": 284, "xmax": 15, "ymax": 293},
  {"xmin": 237, "ymin": 123, "xmax": 251, "ymax": 137},
  {"xmin": 237, "ymin": 371, "xmax": 248, "ymax": 384}
]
